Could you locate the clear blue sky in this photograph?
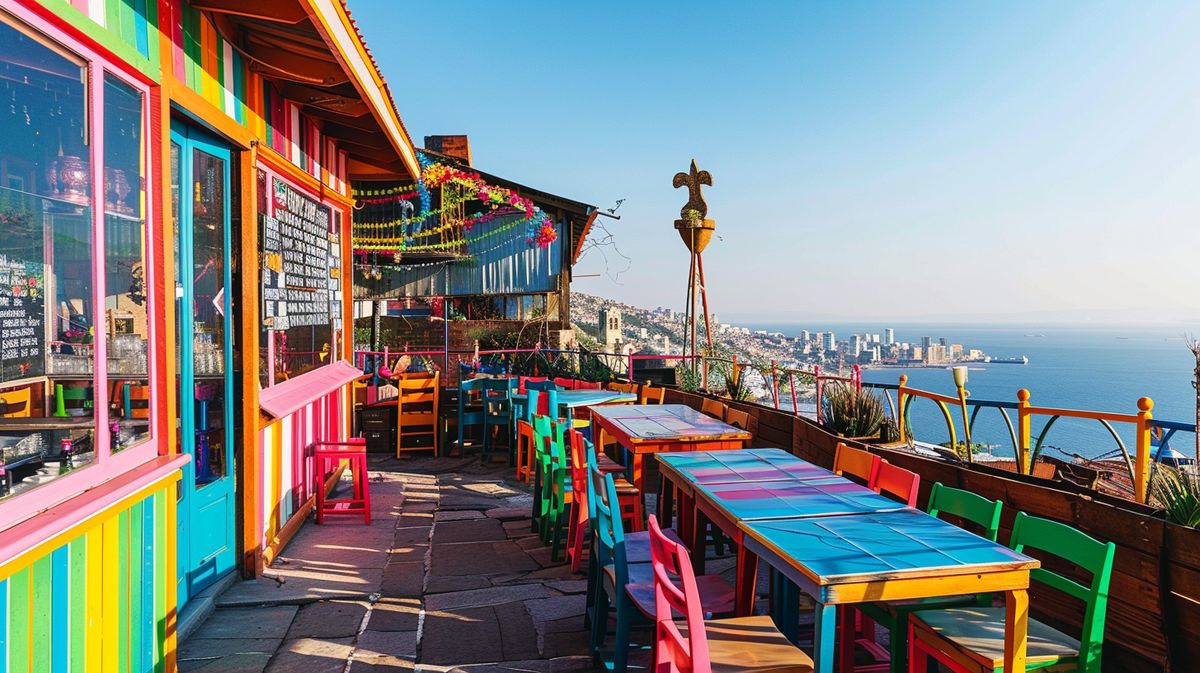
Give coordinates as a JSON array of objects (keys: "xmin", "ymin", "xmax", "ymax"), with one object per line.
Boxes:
[{"xmin": 352, "ymin": 1, "xmax": 1200, "ymax": 325}]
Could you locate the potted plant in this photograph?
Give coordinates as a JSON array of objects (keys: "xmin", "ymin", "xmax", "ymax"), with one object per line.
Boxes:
[{"xmin": 821, "ymin": 382, "xmax": 885, "ymax": 440}]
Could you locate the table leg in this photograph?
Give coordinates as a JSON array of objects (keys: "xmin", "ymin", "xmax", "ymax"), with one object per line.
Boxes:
[
  {"xmin": 734, "ymin": 542, "xmax": 758, "ymax": 616},
  {"xmin": 813, "ymin": 602, "xmax": 836, "ymax": 673},
  {"xmin": 632, "ymin": 453, "xmax": 645, "ymax": 492},
  {"xmin": 679, "ymin": 493, "xmax": 695, "ymax": 556},
  {"xmin": 1003, "ymin": 588, "xmax": 1028, "ymax": 673},
  {"xmin": 690, "ymin": 507, "xmax": 708, "ymax": 574},
  {"xmin": 658, "ymin": 474, "xmax": 673, "ymax": 526}
]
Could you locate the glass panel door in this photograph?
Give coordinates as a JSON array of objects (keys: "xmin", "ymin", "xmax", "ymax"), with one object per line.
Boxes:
[{"xmin": 170, "ymin": 121, "xmax": 235, "ymax": 607}]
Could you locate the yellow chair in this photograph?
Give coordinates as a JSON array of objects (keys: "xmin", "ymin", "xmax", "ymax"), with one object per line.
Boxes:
[
  {"xmin": 639, "ymin": 385, "xmax": 666, "ymax": 405},
  {"xmin": 0, "ymin": 387, "xmax": 32, "ymax": 418},
  {"xmin": 396, "ymin": 372, "xmax": 439, "ymax": 457}
]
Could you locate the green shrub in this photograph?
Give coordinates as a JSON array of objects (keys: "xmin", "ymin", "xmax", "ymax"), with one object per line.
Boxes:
[
  {"xmin": 821, "ymin": 382, "xmax": 885, "ymax": 438},
  {"xmin": 1153, "ymin": 466, "xmax": 1200, "ymax": 527}
]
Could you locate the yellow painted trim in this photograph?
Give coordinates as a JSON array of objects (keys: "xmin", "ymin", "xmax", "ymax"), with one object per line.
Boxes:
[
  {"xmin": 824, "ymin": 569, "xmax": 1030, "ymax": 604},
  {"xmin": 164, "ymin": 486, "xmax": 178, "ymax": 673},
  {"xmin": 163, "ymin": 76, "xmax": 255, "ymax": 149},
  {"xmin": 86, "ymin": 528, "xmax": 103, "ymax": 672},
  {"xmin": 101, "ymin": 517, "xmax": 120, "ymax": 671}
]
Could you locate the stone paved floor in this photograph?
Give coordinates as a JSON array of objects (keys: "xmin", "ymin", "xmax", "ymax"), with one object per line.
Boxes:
[{"xmin": 179, "ymin": 455, "xmax": 622, "ymax": 673}]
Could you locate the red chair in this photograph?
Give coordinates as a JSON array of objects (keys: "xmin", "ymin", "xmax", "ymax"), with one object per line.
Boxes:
[
  {"xmin": 553, "ymin": 377, "xmax": 579, "ymax": 390},
  {"xmin": 648, "ymin": 515, "xmax": 814, "ymax": 673},
  {"xmin": 873, "ymin": 461, "xmax": 920, "ymax": 507},
  {"xmin": 518, "ymin": 376, "xmax": 548, "ymax": 394},
  {"xmin": 575, "ymin": 380, "xmax": 602, "ymax": 390},
  {"xmin": 312, "ymin": 438, "xmax": 371, "ymax": 525}
]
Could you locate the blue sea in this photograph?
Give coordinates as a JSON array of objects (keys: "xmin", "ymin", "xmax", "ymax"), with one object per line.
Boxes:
[{"xmin": 744, "ymin": 323, "xmax": 1198, "ymax": 460}]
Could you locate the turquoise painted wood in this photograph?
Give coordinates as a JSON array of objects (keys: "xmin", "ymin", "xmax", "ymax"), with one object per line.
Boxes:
[
  {"xmin": 170, "ymin": 121, "xmax": 237, "ymax": 608},
  {"xmin": 696, "ymin": 478, "xmax": 907, "ymax": 522},
  {"xmin": 658, "ymin": 448, "xmax": 838, "ymax": 486},
  {"xmin": 590, "ymin": 404, "xmax": 750, "ymax": 442},
  {"xmin": 513, "ymin": 389, "xmax": 637, "ymax": 410},
  {"xmin": 741, "ymin": 509, "xmax": 1032, "ymax": 586}
]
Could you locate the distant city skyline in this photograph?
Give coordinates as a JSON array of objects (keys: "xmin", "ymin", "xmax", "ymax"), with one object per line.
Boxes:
[{"xmin": 354, "ymin": 1, "xmax": 1200, "ymax": 324}]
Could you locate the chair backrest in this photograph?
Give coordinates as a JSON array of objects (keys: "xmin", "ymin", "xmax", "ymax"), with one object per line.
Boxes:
[
  {"xmin": 648, "ymin": 515, "xmax": 712, "ymax": 673},
  {"xmin": 517, "ymin": 376, "xmax": 547, "ymax": 394},
  {"xmin": 0, "ymin": 387, "xmax": 32, "ymax": 418},
  {"xmin": 608, "ymin": 381, "xmax": 634, "ymax": 394},
  {"xmin": 568, "ymin": 428, "xmax": 588, "ymax": 500},
  {"xmin": 522, "ymin": 389, "xmax": 541, "ymax": 425},
  {"xmin": 1008, "ymin": 513, "xmax": 1116, "ymax": 673},
  {"xmin": 575, "ymin": 380, "xmax": 602, "ymax": 390},
  {"xmin": 526, "ymin": 379, "xmax": 559, "ymax": 416},
  {"xmin": 398, "ymin": 372, "xmax": 439, "ymax": 406},
  {"xmin": 723, "ymin": 408, "xmax": 750, "ymax": 431},
  {"xmin": 926, "ymin": 482, "xmax": 1003, "ymax": 541},
  {"xmin": 700, "ymin": 398, "xmax": 727, "ymax": 421},
  {"xmin": 458, "ymin": 377, "xmax": 486, "ymax": 424},
  {"xmin": 553, "ymin": 377, "xmax": 578, "ymax": 390},
  {"xmin": 873, "ymin": 461, "xmax": 919, "ymax": 507},
  {"xmin": 589, "ymin": 457, "xmax": 630, "ymax": 588},
  {"xmin": 640, "ymin": 385, "xmax": 666, "ymax": 405},
  {"xmin": 833, "ymin": 442, "xmax": 879, "ymax": 487}
]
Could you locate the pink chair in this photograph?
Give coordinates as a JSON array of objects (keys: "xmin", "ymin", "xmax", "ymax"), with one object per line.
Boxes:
[{"xmin": 648, "ymin": 515, "xmax": 813, "ymax": 673}]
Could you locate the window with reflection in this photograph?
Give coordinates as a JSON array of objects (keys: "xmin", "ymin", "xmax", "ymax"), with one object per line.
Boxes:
[
  {"xmin": 103, "ymin": 73, "xmax": 150, "ymax": 451},
  {"xmin": 0, "ymin": 14, "xmax": 94, "ymax": 496}
]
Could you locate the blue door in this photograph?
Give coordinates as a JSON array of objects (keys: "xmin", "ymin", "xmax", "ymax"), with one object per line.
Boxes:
[{"xmin": 170, "ymin": 122, "xmax": 236, "ymax": 607}]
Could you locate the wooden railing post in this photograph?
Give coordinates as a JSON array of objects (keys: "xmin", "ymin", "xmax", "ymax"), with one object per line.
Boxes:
[
  {"xmin": 814, "ymin": 365, "xmax": 823, "ymax": 424},
  {"xmin": 1135, "ymin": 396, "xmax": 1155, "ymax": 503},
  {"xmin": 1016, "ymin": 388, "xmax": 1031, "ymax": 474},
  {"xmin": 897, "ymin": 374, "xmax": 908, "ymax": 442}
]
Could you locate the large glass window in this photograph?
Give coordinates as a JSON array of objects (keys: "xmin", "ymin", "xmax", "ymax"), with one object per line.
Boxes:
[{"xmin": 0, "ymin": 12, "xmax": 154, "ymax": 501}]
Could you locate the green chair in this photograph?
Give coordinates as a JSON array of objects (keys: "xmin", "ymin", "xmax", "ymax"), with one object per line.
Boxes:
[
  {"xmin": 852, "ymin": 483, "xmax": 1004, "ymax": 673},
  {"xmin": 530, "ymin": 414, "xmax": 566, "ymax": 536},
  {"xmin": 908, "ymin": 512, "xmax": 1116, "ymax": 673}
]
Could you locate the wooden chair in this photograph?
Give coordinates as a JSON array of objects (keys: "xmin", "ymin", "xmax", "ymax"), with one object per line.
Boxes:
[
  {"xmin": 872, "ymin": 461, "xmax": 919, "ymax": 507},
  {"xmin": 518, "ymin": 375, "xmax": 548, "ymax": 393},
  {"xmin": 0, "ymin": 387, "xmax": 33, "ymax": 418},
  {"xmin": 566, "ymin": 428, "xmax": 642, "ymax": 572},
  {"xmin": 833, "ymin": 442, "xmax": 880, "ymax": 487},
  {"xmin": 575, "ymin": 380, "xmax": 602, "ymax": 390},
  {"xmin": 553, "ymin": 377, "xmax": 578, "ymax": 390},
  {"xmin": 396, "ymin": 372, "xmax": 439, "ymax": 457},
  {"xmin": 589, "ymin": 473, "xmax": 734, "ymax": 673},
  {"xmin": 515, "ymin": 389, "xmax": 541, "ymax": 483},
  {"xmin": 639, "ymin": 384, "xmax": 666, "ymax": 405},
  {"xmin": 851, "ymin": 484, "xmax": 1004, "ymax": 673},
  {"xmin": 456, "ymin": 378, "xmax": 488, "ymax": 456},
  {"xmin": 647, "ymin": 515, "xmax": 813, "ymax": 673},
  {"xmin": 724, "ymin": 408, "xmax": 750, "ymax": 431},
  {"xmin": 481, "ymin": 378, "xmax": 513, "ymax": 463},
  {"xmin": 701, "ymin": 397, "xmax": 728, "ymax": 420},
  {"xmin": 908, "ymin": 513, "xmax": 1116, "ymax": 673}
]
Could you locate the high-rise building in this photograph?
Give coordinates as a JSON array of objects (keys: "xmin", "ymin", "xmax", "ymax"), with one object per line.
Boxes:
[
  {"xmin": 885, "ymin": 328, "xmax": 895, "ymax": 345},
  {"xmin": 939, "ymin": 337, "xmax": 947, "ymax": 347},
  {"xmin": 800, "ymin": 330, "xmax": 810, "ymax": 342},
  {"xmin": 851, "ymin": 334, "xmax": 863, "ymax": 356},
  {"xmin": 824, "ymin": 332, "xmax": 837, "ymax": 351},
  {"xmin": 921, "ymin": 335, "xmax": 932, "ymax": 350}
]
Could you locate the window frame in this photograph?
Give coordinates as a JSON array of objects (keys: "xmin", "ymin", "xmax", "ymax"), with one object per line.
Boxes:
[{"xmin": 0, "ymin": 5, "xmax": 160, "ymax": 528}]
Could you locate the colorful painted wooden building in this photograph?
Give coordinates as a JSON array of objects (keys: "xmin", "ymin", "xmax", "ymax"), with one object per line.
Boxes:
[{"xmin": 0, "ymin": 0, "xmax": 418, "ymax": 669}]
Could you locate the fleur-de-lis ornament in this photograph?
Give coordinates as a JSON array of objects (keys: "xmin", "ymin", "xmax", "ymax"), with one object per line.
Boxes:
[{"xmin": 672, "ymin": 159, "xmax": 713, "ymax": 221}]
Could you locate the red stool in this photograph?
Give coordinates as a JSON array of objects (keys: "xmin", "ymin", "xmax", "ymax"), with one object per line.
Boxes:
[{"xmin": 313, "ymin": 439, "xmax": 371, "ymax": 524}]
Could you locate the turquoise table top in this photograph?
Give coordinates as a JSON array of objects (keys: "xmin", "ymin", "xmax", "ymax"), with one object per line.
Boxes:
[
  {"xmin": 657, "ymin": 448, "xmax": 837, "ymax": 486},
  {"xmin": 695, "ymin": 478, "xmax": 908, "ymax": 521},
  {"xmin": 512, "ymin": 389, "xmax": 637, "ymax": 408},
  {"xmin": 739, "ymin": 509, "xmax": 1036, "ymax": 585}
]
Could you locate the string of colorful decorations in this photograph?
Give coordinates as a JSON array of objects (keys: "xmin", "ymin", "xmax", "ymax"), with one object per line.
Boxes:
[{"xmin": 351, "ymin": 155, "xmax": 556, "ymax": 262}]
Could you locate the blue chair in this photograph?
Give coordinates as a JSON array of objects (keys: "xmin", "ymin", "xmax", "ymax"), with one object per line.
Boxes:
[
  {"xmin": 587, "ymin": 446, "xmax": 735, "ymax": 673},
  {"xmin": 480, "ymin": 378, "xmax": 513, "ymax": 462},
  {"xmin": 525, "ymin": 379, "xmax": 560, "ymax": 419},
  {"xmin": 456, "ymin": 378, "xmax": 486, "ymax": 456}
]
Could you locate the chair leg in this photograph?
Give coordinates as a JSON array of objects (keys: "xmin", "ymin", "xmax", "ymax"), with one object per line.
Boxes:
[
  {"xmin": 567, "ymin": 502, "xmax": 586, "ymax": 573},
  {"xmin": 359, "ymin": 456, "xmax": 371, "ymax": 525},
  {"xmin": 590, "ymin": 586, "xmax": 610, "ymax": 653},
  {"xmin": 613, "ymin": 595, "xmax": 633, "ymax": 673}
]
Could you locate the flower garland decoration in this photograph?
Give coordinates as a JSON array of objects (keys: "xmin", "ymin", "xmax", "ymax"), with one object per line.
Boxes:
[{"xmin": 352, "ymin": 157, "xmax": 557, "ymax": 255}]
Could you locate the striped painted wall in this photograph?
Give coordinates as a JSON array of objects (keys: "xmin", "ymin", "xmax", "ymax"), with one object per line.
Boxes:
[
  {"xmin": 64, "ymin": 0, "xmax": 159, "ymax": 63},
  {"xmin": 166, "ymin": 0, "xmax": 247, "ymax": 124},
  {"xmin": 0, "ymin": 483, "xmax": 177, "ymax": 673},
  {"xmin": 258, "ymin": 387, "xmax": 349, "ymax": 552}
]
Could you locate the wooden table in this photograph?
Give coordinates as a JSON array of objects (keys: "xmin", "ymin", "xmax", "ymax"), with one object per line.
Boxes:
[
  {"xmin": 656, "ymin": 448, "xmax": 1038, "ymax": 673},
  {"xmin": 741, "ymin": 510, "xmax": 1037, "ymax": 673},
  {"xmin": 590, "ymin": 404, "xmax": 750, "ymax": 492}
]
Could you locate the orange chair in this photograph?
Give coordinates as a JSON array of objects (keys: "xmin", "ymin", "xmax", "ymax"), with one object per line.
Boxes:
[
  {"xmin": 0, "ymin": 387, "xmax": 32, "ymax": 418},
  {"xmin": 724, "ymin": 408, "xmax": 750, "ymax": 431},
  {"xmin": 566, "ymin": 428, "xmax": 642, "ymax": 572},
  {"xmin": 648, "ymin": 515, "xmax": 814, "ymax": 673},
  {"xmin": 395, "ymin": 372, "xmax": 439, "ymax": 457},
  {"xmin": 639, "ymin": 384, "xmax": 666, "ymax": 405},
  {"xmin": 313, "ymin": 438, "xmax": 371, "ymax": 525},
  {"xmin": 701, "ymin": 397, "xmax": 728, "ymax": 420},
  {"xmin": 833, "ymin": 442, "xmax": 880, "ymax": 487}
]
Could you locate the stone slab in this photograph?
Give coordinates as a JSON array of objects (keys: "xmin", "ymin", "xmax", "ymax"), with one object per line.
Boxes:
[
  {"xmin": 365, "ymin": 598, "xmax": 421, "ymax": 632},
  {"xmin": 378, "ymin": 561, "xmax": 424, "ymax": 598},
  {"xmin": 192, "ymin": 606, "xmax": 298, "ymax": 640},
  {"xmin": 286, "ymin": 600, "xmax": 369, "ymax": 639},
  {"xmin": 429, "ymin": 541, "xmax": 537, "ymax": 577},
  {"xmin": 264, "ymin": 637, "xmax": 355, "ymax": 673},
  {"xmin": 523, "ymin": 595, "xmax": 587, "ymax": 625},
  {"xmin": 354, "ymin": 629, "xmax": 418, "ymax": 659},
  {"xmin": 425, "ymin": 583, "xmax": 554, "ymax": 611},
  {"xmin": 424, "ymin": 574, "xmax": 491, "ymax": 595},
  {"xmin": 179, "ymin": 652, "xmax": 274, "ymax": 673},
  {"xmin": 434, "ymin": 510, "xmax": 485, "ymax": 521},
  {"xmin": 495, "ymin": 601, "xmax": 541, "ymax": 661},
  {"xmin": 432, "ymin": 519, "xmax": 506, "ymax": 544},
  {"xmin": 420, "ymin": 606, "xmax": 504, "ymax": 665},
  {"xmin": 179, "ymin": 637, "xmax": 282, "ymax": 659}
]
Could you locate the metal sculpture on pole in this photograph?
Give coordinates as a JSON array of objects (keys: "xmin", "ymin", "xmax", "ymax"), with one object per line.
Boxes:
[{"xmin": 673, "ymin": 160, "xmax": 715, "ymax": 377}]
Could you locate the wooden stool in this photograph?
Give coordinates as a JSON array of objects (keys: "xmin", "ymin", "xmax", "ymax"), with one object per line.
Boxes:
[{"xmin": 313, "ymin": 439, "xmax": 371, "ymax": 524}]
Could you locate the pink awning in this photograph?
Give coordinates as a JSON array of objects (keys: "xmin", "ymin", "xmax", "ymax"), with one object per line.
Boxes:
[{"xmin": 259, "ymin": 360, "xmax": 363, "ymax": 419}]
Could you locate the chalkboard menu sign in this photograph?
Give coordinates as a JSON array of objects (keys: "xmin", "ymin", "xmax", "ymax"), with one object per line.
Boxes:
[
  {"xmin": 261, "ymin": 179, "xmax": 333, "ymax": 331},
  {"xmin": 0, "ymin": 254, "xmax": 45, "ymax": 380}
]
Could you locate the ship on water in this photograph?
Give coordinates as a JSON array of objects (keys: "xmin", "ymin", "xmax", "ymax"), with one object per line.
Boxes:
[{"xmin": 987, "ymin": 355, "xmax": 1029, "ymax": 364}]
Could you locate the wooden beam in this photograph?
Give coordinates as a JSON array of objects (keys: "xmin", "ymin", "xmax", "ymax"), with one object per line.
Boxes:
[
  {"xmin": 245, "ymin": 43, "xmax": 349, "ymax": 87},
  {"xmin": 279, "ymin": 83, "xmax": 369, "ymax": 116},
  {"xmin": 192, "ymin": 0, "xmax": 309, "ymax": 24},
  {"xmin": 303, "ymin": 105, "xmax": 376, "ymax": 129}
]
